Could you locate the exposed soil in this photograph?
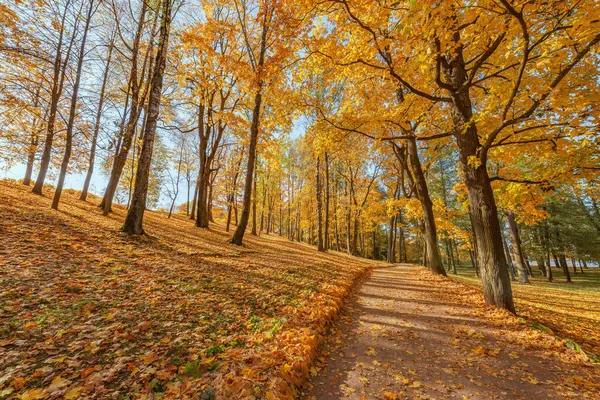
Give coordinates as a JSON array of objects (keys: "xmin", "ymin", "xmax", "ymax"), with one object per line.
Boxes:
[{"xmin": 301, "ymin": 265, "xmax": 599, "ymax": 400}]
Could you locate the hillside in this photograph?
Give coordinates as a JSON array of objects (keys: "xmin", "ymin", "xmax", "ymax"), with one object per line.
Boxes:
[
  {"xmin": 0, "ymin": 181, "xmax": 385, "ymax": 399},
  {"xmin": 2, "ymin": 180, "xmax": 600, "ymax": 400}
]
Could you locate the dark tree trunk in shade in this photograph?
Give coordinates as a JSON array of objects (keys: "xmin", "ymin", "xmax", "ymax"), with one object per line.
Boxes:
[
  {"xmin": 122, "ymin": 0, "xmax": 172, "ymax": 234},
  {"xmin": 558, "ymin": 254, "xmax": 572, "ymax": 283},
  {"xmin": 570, "ymin": 258, "xmax": 578, "ymax": 274},
  {"xmin": 387, "ymin": 215, "xmax": 396, "ymax": 263}
]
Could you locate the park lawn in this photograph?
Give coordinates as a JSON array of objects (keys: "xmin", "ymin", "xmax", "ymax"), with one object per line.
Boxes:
[
  {"xmin": 452, "ymin": 263, "xmax": 600, "ymax": 358},
  {"xmin": 0, "ymin": 180, "xmax": 385, "ymax": 399}
]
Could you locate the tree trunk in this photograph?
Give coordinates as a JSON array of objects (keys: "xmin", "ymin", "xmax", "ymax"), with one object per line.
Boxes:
[
  {"xmin": 506, "ymin": 211, "xmax": 529, "ymax": 283},
  {"xmin": 345, "ymin": 207, "xmax": 351, "ymax": 254},
  {"xmin": 398, "ymin": 210, "xmax": 407, "ymax": 262},
  {"xmin": 52, "ymin": 0, "xmax": 94, "ymax": 210},
  {"xmin": 387, "ymin": 215, "xmax": 396, "ymax": 263},
  {"xmin": 81, "ymin": 30, "xmax": 113, "ymax": 201},
  {"xmin": 23, "ymin": 86, "xmax": 42, "ymax": 186},
  {"xmin": 195, "ymin": 103, "xmax": 210, "ymax": 228},
  {"xmin": 333, "ymin": 180, "xmax": 341, "ymax": 250},
  {"xmin": 316, "ymin": 155, "xmax": 324, "ymax": 252},
  {"xmin": 100, "ymin": 0, "xmax": 150, "ymax": 214},
  {"xmin": 406, "ymin": 137, "xmax": 446, "ymax": 276},
  {"xmin": 440, "ymin": 29, "xmax": 514, "ymax": 312},
  {"xmin": 122, "ymin": 0, "xmax": 172, "ymax": 234},
  {"xmin": 32, "ymin": 5, "xmax": 72, "ymax": 195},
  {"xmin": 536, "ymin": 258, "xmax": 547, "ymax": 278},
  {"xmin": 190, "ymin": 175, "xmax": 199, "ymax": 220},
  {"xmin": 501, "ymin": 232, "xmax": 516, "ymax": 281},
  {"xmin": 558, "ymin": 254, "xmax": 572, "ymax": 283},
  {"xmin": 252, "ymin": 164, "xmax": 258, "ymax": 235},
  {"xmin": 371, "ymin": 225, "xmax": 378, "ymax": 259},
  {"xmin": 352, "ymin": 215, "xmax": 359, "ymax": 256},
  {"xmin": 168, "ymin": 144, "xmax": 183, "ymax": 218},
  {"xmin": 231, "ymin": 88, "xmax": 262, "ymax": 245},
  {"xmin": 324, "ymin": 152, "xmax": 330, "ymax": 249}
]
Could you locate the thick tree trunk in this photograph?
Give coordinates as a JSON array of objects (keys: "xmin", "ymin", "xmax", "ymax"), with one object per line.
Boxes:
[
  {"xmin": 195, "ymin": 104, "xmax": 209, "ymax": 228},
  {"xmin": 558, "ymin": 254, "xmax": 572, "ymax": 283},
  {"xmin": 231, "ymin": 89, "xmax": 261, "ymax": 245},
  {"xmin": 122, "ymin": 0, "xmax": 171, "ymax": 234},
  {"xmin": 100, "ymin": 0, "xmax": 149, "ymax": 214},
  {"xmin": 52, "ymin": 0, "xmax": 94, "ymax": 210},
  {"xmin": 440, "ymin": 30, "xmax": 514, "ymax": 312},
  {"xmin": 460, "ymin": 153, "xmax": 514, "ymax": 311},
  {"xmin": 406, "ymin": 137, "xmax": 446, "ymax": 275}
]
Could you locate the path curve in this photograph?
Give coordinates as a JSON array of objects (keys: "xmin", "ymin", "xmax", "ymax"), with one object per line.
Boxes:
[{"xmin": 301, "ymin": 265, "xmax": 599, "ymax": 399}]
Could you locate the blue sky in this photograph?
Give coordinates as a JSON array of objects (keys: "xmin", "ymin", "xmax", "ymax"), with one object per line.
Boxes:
[{"xmin": 2, "ymin": 118, "xmax": 306, "ymax": 209}]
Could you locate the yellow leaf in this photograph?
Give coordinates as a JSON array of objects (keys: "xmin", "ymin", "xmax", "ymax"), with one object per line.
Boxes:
[
  {"xmin": 281, "ymin": 363, "xmax": 292, "ymax": 374},
  {"xmin": 64, "ymin": 387, "xmax": 82, "ymax": 399},
  {"xmin": 20, "ymin": 389, "xmax": 46, "ymax": 400},
  {"xmin": 23, "ymin": 322, "xmax": 36, "ymax": 330},
  {"xmin": 46, "ymin": 376, "xmax": 69, "ymax": 392},
  {"xmin": 487, "ymin": 348, "xmax": 501, "ymax": 357},
  {"xmin": 383, "ymin": 392, "xmax": 397, "ymax": 400},
  {"xmin": 144, "ymin": 352, "xmax": 159, "ymax": 365}
]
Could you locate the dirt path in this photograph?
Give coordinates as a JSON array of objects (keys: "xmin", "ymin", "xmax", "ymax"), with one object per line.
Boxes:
[{"xmin": 301, "ymin": 265, "xmax": 599, "ymax": 400}]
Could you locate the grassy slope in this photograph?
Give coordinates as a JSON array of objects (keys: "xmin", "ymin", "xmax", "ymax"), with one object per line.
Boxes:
[
  {"xmin": 0, "ymin": 180, "xmax": 386, "ymax": 399},
  {"xmin": 452, "ymin": 264, "xmax": 600, "ymax": 357}
]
